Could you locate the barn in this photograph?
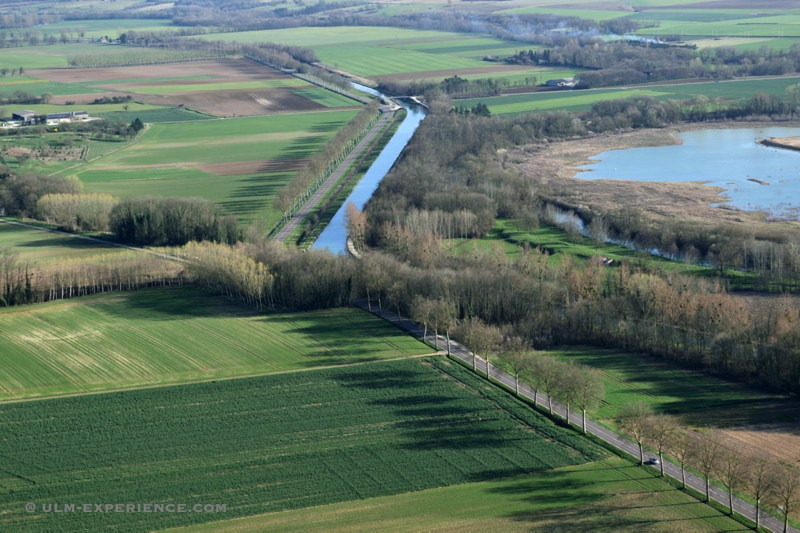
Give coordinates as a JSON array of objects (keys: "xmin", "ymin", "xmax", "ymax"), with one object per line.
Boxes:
[{"xmin": 12, "ymin": 110, "xmax": 36, "ymax": 122}]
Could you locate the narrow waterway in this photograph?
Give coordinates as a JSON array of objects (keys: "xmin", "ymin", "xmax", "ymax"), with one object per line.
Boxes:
[{"xmin": 312, "ymin": 84, "xmax": 427, "ymax": 254}]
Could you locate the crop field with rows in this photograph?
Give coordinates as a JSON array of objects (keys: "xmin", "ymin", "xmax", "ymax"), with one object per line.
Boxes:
[
  {"xmin": 0, "ymin": 357, "xmax": 604, "ymax": 532},
  {"xmin": 0, "ymin": 287, "xmax": 429, "ymax": 400}
]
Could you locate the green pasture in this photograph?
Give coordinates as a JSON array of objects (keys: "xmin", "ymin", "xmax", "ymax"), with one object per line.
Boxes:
[
  {"xmin": 459, "ymin": 88, "xmax": 669, "ymax": 115},
  {"xmin": 195, "ymin": 26, "xmax": 470, "ymax": 47},
  {"xmin": 45, "ymin": 0, "xmax": 140, "ymax": 11},
  {"xmin": 0, "ymin": 287, "xmax": 429, "ymax": 401},
  {"xmin": 67, "ymin": 110, "xmax": 357, "ymax": 224},
  {"xmin": 174, "ymin": 458, "xmax": 743, "ymax": 533},
  {"xmin": 0, "ymin": 77, "xmax": 105, "ymax": 97},
  {"xmin": 499, "ymin": 7, "xmax": 632, "ymax": 21},
  {"xmin": 2, "ymin": 101, "xmax": 161, "ymax": 115},
  {"xmin": 0, "ymin": 43, "xmax": 191, "ymax": 69},
  {"xmin": 457, "ymin": 75, "xmax": 800, "ymax": 115},
  {"xmin": 194, "ymin": 27, "xmax": 540, "ymax": 80},
  {"xmin": 547, "ymin": 346, "xmax": 792, "ymax": 425},
  {"xmin": 452, "ymin": 220, "xmax": 755, "ymax": 287},
  {"xmin": 0, "ymin": 357, "xmax": 602, "ymax": 531},
  {"xmin": 321, "ymin": 44, "xmax": 486, "ymax": 78},
  {"xmin": 727, "ymin": 37, "xmax": 800, "ymax": 51},
  {"xmin": 0, "ymin": 222, "xmax": 122, "ymax": 265},
  {"xmin": 634, "ymin": 14, "xmax": 800, "ymax": 38},
  {"xmin": 292, "ymin": 87, "xmax": 361, "ymax": 107},
  {"xmin": 0, "ymin": 74, "xmax": 222, "ymax": 99},
  {"xmin": 14, "ymin": 18, "xmax": 175, "ymax": 38}
]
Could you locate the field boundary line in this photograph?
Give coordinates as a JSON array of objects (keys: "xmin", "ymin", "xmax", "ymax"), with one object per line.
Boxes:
[{"xmin": 355, "ymin": 300, "xmax": 798, "ymax": 533}]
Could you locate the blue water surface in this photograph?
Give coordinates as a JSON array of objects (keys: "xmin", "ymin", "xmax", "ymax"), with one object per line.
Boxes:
[{"xmin": 578, "ymin": 126, "xmax": 800, "ymax": 219}]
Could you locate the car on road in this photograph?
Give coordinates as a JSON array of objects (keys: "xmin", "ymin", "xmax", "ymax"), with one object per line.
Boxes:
[{"xmin": 644, "ymin": 456, "xmax": 660, "ymax": 466}]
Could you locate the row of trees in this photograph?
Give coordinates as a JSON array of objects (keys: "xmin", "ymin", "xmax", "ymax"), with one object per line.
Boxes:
[
  {"xmin": 616, "ymin": 402, "xmax": 799, "ymax": 532},
  {"xmin": 109, "ymin": 197, "xmax": 240, "ymax": 246},
  {"xmin": 273, "ymin": 103, "xmax": 380, "ymax": 213},
  {"xmin": 0, "ymin": 247, "xmax": 185, "ymax": 307}
]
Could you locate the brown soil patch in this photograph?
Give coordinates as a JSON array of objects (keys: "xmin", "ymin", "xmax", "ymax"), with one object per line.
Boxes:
[
  {"xmin": 378, "ymin": 65, "xmax": 536, "ymax": 82},
  {"xmin": 141, "ymin": 88, "xmax": 325, "ymax": 117},
  {"xmin": 50, "ymin": 92, "xmax": 125, "ymax": 105},
  {"xmin": 29, "ymin": 58, "xmax": 334, "ymax": 116},
  {"xmin": 719, "ymin": 424, "xmax": 800, "ymax": 465},
  {"xmin": 30, "ymin": 58, "xmax": 287, "ymax": 84},
  {"xmin": 510, "ymin": 122, "xmax": 800, "ymax": 232}
]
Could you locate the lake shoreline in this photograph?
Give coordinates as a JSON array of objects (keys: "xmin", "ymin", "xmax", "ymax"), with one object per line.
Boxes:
[{"xmin": 510, "ymin": 120, "xmax": 800, "ymax": 233}]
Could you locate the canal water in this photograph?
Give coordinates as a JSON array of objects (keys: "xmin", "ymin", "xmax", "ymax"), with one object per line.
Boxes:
[
  {"xmin": 578, "ymin": 126, "xmax": 800, "ymax": 219},
  {"xmin": 312, "ymin": 84, "xmax": 427, "ymax": 254}
]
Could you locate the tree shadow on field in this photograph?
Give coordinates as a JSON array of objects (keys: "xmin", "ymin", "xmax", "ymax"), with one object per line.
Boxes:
[
  {"xmin": 13, "ymin": 237, "xmax": 116, "ymax": 251},
  {"xmin": 96, "ymin": 286, "xmax": 261, "ymax": 320},
  {"xmin": 281, "ymin": 135, "xmax": 327, "ymax": 159},
  {"xmin": 309, "ymin": 120, "xmax": 347, "ymax": 134},
  {"xmin": 220, "ymin": 172, "xmax": 292, "ymax": 216},
  {"xmin": 486, "ymin": 464, "xmax": 749, "ymax": 532},
  {"xmin": 332, "ymin": 365, "xmax": 521, "ymax": 451},
  {"xmin": 562, "ymin": 346, "xmax": 800, "ymax": 427}
]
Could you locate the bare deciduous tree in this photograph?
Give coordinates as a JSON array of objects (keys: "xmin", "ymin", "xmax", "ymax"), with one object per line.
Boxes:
[
  {"xmin": 573, "ymin": 365, "xmax": 605, "ymax": 434},
  {"xmin": 644, "ymin": 414, "xmax": 678, "ymax": 477},
  {"xmin": 617, "ymin": 401, "xmax": 654, "ymax": 465},
  {"xmin": 744, "ymin": 454, "xmax": 776, "ymax": 530}
]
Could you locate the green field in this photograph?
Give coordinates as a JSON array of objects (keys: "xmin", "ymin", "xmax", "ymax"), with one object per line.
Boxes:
[
  {"xmin": 0, "ymin": 44, "xmax": 211, "ymax": 69},
  {"xmin": 292, "ymin": 86, "xmax": 362, "ymax": 107},
  {"xmin": 23, "ymin": 18, "xmax": 175, "ymax": 38},
  {"xmin": 546, "ymin": 346, "xmax": 793, "ymax": 425},
  {"xmin": 0, "ymin": 287, "xmax": 429, "ymax": 400},
  {"xmin": 63, "ymin": 110, "xmax": 358, "ymax": 224},
  {"xmin": 458, "ymin": 88, "xmax": 671, "ymax": 115},
  {"xmin": 194, "ymin": 27, "xmax": 544, "ymax": 82},
  {"xmin": 0, "ymin": 222, "xmax": 122, "ymax": 265},
  {"xmin": 0, "ymin": 357, "xmax": 603, "ymax": 531},
  {"xmin": 457, "ymin": 75, "xmax": 800, "ymax": 115},
  {"xmin": 174, "ymin": 458, "xmax": 743, "ymax": 533}
]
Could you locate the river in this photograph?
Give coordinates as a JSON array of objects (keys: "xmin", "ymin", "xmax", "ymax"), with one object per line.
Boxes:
[{"xmin": 312, "ymin": 84, "xmax": 427, "ymax": 254}]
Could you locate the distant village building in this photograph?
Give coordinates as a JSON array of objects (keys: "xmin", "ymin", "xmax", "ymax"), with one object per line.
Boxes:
[
  {"xmin": 10, "ymin": 110, "xmax": 90, "ymax": 125},
  {"xmin": 46, "ymin": 111, "xmax": 89, "ymax": 123},
  {"xmin": 544, "ymin": 78, "xmax": 577, "ymax": 88},
  {"xmin": 12, "ymin": 110, "xmax": 36, "ymax": 122}
]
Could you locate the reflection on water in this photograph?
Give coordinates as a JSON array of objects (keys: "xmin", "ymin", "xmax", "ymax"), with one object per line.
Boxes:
[
  {"xmin": 578, "ymin": 127, "xmax": 800, "ymax": 220},
  {"xmin": 313, "ymin": 85, "xmax": 426, "ymax": 254}
]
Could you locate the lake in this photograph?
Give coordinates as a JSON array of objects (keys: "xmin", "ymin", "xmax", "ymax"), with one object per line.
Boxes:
[{"xmin": 577, "ymin": 126, "xmax": 800, "ymax": 219}]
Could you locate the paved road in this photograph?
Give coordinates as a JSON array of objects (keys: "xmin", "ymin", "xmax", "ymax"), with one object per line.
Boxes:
[
  {"xmin": 0, "ymin": 218, "xmax": 187, "ymax": 263},
  {"xmin": 272, "ymin": 112, "xmax": 392, "ymax": 243},
  {"xmin": 355, "ymin": 300, "xmax": 798, "ymax": 533}
]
